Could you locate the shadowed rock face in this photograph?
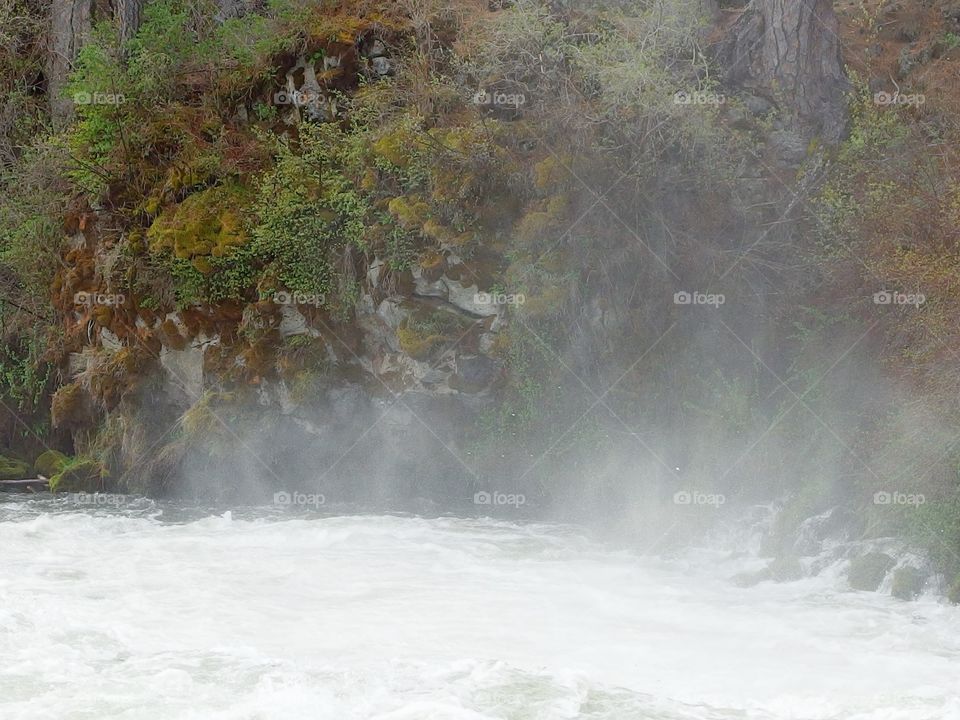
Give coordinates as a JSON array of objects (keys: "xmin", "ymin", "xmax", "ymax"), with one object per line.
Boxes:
[{"xmin": 714, "ymin": 0, "xmax": 850, "ymax": 143}]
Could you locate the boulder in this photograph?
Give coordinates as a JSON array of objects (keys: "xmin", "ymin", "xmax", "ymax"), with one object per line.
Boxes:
[
  {"xmin": 34, "ymin": 449, "xmax": 70, "ymax": 478},
  {"xmin": 890, "ymin": 566, "xmax": 925, "ymax": 600},
  {"xmin": 949, "ymin": 574, "xmax": 960, "ymax": 604},
  {"xmin": 847, "ymin": 552, "xmax": 895, "ymax": 591}
]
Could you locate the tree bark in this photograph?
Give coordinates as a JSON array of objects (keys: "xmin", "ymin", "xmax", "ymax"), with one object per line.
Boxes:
[
  {"xmin": 114, "ymin": 0, "xmax": 143, "ymax": 46},
  {"xmin": 47, "ymin": 0, "xmax": 93, "ymax": 127},
  {"xmin": 713, "ymin": 0, "xmax": 849, "ymax": 143}
]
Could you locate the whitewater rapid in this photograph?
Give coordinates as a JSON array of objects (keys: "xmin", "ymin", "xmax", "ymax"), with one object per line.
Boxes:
[{"xmin": 1, "ymin": 497, "xmax": 958, "ymax": 719}]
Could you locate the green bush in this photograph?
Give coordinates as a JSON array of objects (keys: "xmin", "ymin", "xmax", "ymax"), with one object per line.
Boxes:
[
  {"xmin": 250, "ymin": 123, "xmax": 370, "ymax": 299},
  {"xmin": 49, "ymin": 458, "xmax": 106, "ymax": 493}
]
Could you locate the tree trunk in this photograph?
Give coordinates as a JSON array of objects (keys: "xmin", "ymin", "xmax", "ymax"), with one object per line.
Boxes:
[
  {"xmin": 47, "ymin": 0, "xmax": 93, "ymax": 127},
  {"xmin": 713, "ymin": 0, "xmax": 849, "ymax": 143},
  {"xmin": 114, "ymin": 0, "xmax": 144, "ymax": 46}
]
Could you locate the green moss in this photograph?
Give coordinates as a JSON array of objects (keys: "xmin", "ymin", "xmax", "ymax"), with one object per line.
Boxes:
[
  {"xmin": 147, "ymin": 183, "xmax": 251, "ymax": 263},
  {"xmin": 33, "ymin": 449, "xmax": 69, "ymax": 477},
  {"xmin": 847, "ymin": 552, "xmax": 895, "ymax": 591},
  {"xmin": 396, "ymin": 323, "xmax": 444, "ymax": 360},
  {"xmin": 51, "ymin": 382, "xmax": 86, "ymax": 429},
  {"xmin": 0, "ymin": 455, "xmax": 31, "ymax": 480},
  {"xmin": 49, "ymin": 458, "xmax": 106, "ymax": 493},
  {"xmin": 387, "ymin": 195, "xmax": 430, "ymax": 230}
]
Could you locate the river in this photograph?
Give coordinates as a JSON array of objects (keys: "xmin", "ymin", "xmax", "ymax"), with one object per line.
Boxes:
[{"xmin": 1, "ymin": 497, "xmax": 958, "ymax": 719}]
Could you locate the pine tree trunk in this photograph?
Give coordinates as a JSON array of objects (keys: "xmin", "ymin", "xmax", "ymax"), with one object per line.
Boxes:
[
  {"xmin": 714, "ymin": 0, "xmax": 849, "ymax": 143},
  {"xmin": 115, "ymin": 0, "xmax": 143, "ymax": 45},
  {"xmin": 47, "ymin": 0, "xmax": 93, "ymax": 127}
]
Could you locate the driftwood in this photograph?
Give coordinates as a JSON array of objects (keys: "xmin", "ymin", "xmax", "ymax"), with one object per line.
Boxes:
[{"xmin": 0, "ymin": 478, "xmax": 50, "ymax": 493}]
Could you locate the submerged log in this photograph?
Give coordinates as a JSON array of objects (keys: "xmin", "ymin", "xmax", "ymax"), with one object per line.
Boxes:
[{"xmin": 0, "ymin": 478, "xmax": 50, "ymax": 493}]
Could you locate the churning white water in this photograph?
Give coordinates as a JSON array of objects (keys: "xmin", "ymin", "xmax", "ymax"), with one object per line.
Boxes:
[{"xmin": 1, "ymin": 498, "xmax": 959, "ymax": 720}]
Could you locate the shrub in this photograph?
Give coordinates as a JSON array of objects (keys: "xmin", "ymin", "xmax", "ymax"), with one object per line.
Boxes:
[
  {"xmin": 0, "ymin": 454, "xmax": 31, "ymax": 480},
  {"xmin": 49, "ymin": 457, "xmax": 106, "ymax": 493}
]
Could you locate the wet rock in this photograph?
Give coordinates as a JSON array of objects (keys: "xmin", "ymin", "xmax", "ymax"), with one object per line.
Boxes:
[
  {"xmin": 159, "ymin": 343, "xmax": 204, "ymax": 405},
  {"xmin": 370, "ymin": 56, "xmax": 392, "ymax": 77},
  {"xmin": 100, "ymin": 328, "xmax": 122, "ymax": 352},
  {"xmin": 367, "ymin": 258, "xmax": 385, "ymax": 289},
  {"xmin": 768, "ymin": 555, "xmax": 804, "ymax": 582},
  {"xmin": 279, "ymin": 305, "xmax": 319, "ymax": 338},
  {"xmin": 890, "ymin": 566, "xmax": 925, "ymax": 600},
  {"xmin": 793, "ymin": 506, "xmax": 855, "ymax": 555},
  {"xmin": 731, "ymin": 555, "xmax": 803, "ymax": 587},
  {"xmin": 847, "ymin": 552, "xmax": 895, "ymax": 591},
  {"xmin": 411, "ymin": 268, "xmax": 499, "ymax": 318},
  {"xmin": 450, "ymin": 355, "xmax": 499, "ymax": 394},
  {"xmin": 377, "ymin": 299, "xmax": 407, "ymax": 329},
  {"xmin": 949, "ymin": 574, "xmax": 960, "ymax": 604}
]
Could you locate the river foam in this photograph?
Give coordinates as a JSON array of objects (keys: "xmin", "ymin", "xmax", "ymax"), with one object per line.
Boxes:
[{"xmin": 1, "ymin": 499, "xmax": 958, "ymax": 719}]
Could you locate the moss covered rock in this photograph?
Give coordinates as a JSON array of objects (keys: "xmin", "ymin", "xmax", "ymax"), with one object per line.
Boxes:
[
  {"xmin": 147, "ymin": 183, "xmax": 250, "ymax": 270},
  {"xmin": 33, "ymin": 449, "xmax": 70, "ymax": 478},
  {"xmin": 49, "ymin": 459, "xmax": 106, "ymax": 493},
  {"xmin": 890, "ymin": 566, "xmax": 925, "ymax": 601},
  {"xmin": 948, "ymin": 575, "xmax": 960, "ymax": 605},
  {"xmin": 768, "ymin": 556, "xmax": 804, "ymax": 582},
  {"xmin": 847, "ymin": 552, "xmax": 895, "ymax": 591},
  {"xmin": 0, "ymin": 454, "xmax": 31, "ymax": 480}
]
